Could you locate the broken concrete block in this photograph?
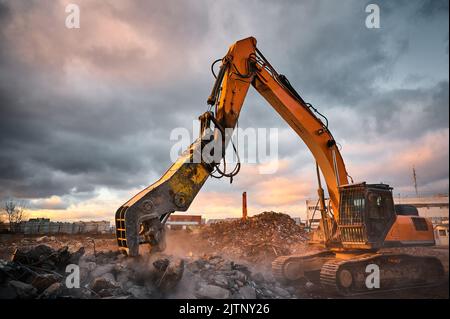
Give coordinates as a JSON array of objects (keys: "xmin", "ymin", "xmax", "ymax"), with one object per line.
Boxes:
[
  {"xmin": 90, "ymin": 263, "xmax": 115, "ymax": 278},
  {"xmin": 153, "ymin": 257, "xmax": 184, "ymax": 292},
  {"xmin": 196, "ymin": 284, "xmax": 230, "ymax": 299},
  {"xmin": 39, "ymin": 282, "xmax": 64, "ymax": 299},
  {"xmin": 36, "ymin": 236, "xmax": 49, "ymax": 242},
  {"xmin": 212, "ymin": 274, "xmax": 229, "ymax": 288},
  {"xmin": 239, "ymin": 286, "xmax": 257, "ymax": 299},
  {"xmin": 12, "ymin": 245, "xmax": 53, "ymax": 263},
  {"xmin": 90, "ymin": 277, "xmax": 118, "ymax": 293},
  {"xmin": 153, "ymin": 258, "xmax": 170, "ymax": 271},
  {"xmin": 305, "ymin": 281, "xmax": 315, "ymax": 290},
  {"xmin": 127, "ymin": 285, "xmax": 149, "ymax": 299},
  {"xmin": 272, "ymin": 286, "xmax": 291, "ymax": 298},
  {"xmin": 31, "ymin": 273, "xmax": 61, "ymax": 292},
  {"xmin": 69, "ymin": 247, "xmax": 85, "ymax": 264},
  {"xmin": 9, "ymin": 280, "xmax": 38, "ymax": 299},
  {"xmin": 251, "ymin": 272, "xmax": 265, "ymax": 283}
]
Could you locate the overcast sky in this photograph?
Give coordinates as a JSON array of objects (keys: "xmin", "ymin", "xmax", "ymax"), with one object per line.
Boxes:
[{"xmin": 0, "ymin": 0, "xmax": 448, "ymax": 222}]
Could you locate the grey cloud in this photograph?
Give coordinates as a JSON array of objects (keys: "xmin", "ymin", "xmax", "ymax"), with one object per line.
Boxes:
[
  {"xmin": 328, "ymin": 80, "xmax": 449, "ymax": 141},
  {"xmin": 357, "ymin": 142, "xmax": 448, "ymax": 194},
  {"xmin": 0, "ymin": 0, "xmax": 448, "ymax": 205},
  {"xmin": 415, "ymin": 0, "xmax": 449, "ymax": 18},
  {"xmin": 28, "ymin": 197, "xmax": 71, "ymax": 210}
]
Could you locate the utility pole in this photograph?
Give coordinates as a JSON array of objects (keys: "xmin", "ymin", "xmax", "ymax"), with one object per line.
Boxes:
[{"xmin": 413, "ymin": 166, "xmax": 419, "ymax": 197}]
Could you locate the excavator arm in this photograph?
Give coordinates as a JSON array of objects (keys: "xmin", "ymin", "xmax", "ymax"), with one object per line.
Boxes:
[
  {"xmin": 114, "ymin": 37, "xmax": 444, "ymax": 296},
  {"xmin": 115, "ymin": 37, "xmax": 349, "ymax": 256}
]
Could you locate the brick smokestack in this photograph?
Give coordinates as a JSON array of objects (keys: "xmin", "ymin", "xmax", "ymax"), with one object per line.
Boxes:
[{"xmin": 242, "ymin": 192, "xmax": 247, "ymax": 221}]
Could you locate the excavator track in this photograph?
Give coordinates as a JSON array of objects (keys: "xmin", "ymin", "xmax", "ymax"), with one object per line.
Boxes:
[
  {"xmin": 319, "ymin": 253, "xmax": 445, "ymax": 296},
  {"xmin": 272, "ymin": 250, "xmax": 334, "ymax": 283}
]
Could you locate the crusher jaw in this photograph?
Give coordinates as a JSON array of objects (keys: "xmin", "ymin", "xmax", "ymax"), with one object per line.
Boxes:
[{"xmin": 115, "ymin": 139, "xmax": 212, "ymax": 257}]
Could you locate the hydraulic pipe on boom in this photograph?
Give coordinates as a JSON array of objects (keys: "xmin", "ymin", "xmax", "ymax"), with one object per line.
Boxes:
[{"xmin": 316, "ymin": 162, "xmax": 330, "ymax": 243}]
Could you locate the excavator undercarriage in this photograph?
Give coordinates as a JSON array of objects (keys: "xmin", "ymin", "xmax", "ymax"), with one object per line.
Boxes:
[{"xmin": 272, "ymin": 251, "xmax": 445, "ymax": 296}]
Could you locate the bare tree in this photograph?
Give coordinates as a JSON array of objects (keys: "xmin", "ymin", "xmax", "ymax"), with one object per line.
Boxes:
[{"xmin": 2, "ymin": 200, "xmax": 27, "ymax": 232}]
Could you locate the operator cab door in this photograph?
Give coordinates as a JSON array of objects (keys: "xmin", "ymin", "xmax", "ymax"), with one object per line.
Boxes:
[{"xmin": 365, "ymin": 187, "xmax": 396, "ymax": 244}]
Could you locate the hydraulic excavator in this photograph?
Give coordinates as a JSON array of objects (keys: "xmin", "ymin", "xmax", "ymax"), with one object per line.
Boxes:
[{"xmin": 115, "ymin": 37, "xmax": 445, "ymax": 295}]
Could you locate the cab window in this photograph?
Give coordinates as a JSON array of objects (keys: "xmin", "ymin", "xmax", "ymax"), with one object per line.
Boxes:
[{"xmin": 368, "ymin": 193, "xmax": 389, "ymax": 219}]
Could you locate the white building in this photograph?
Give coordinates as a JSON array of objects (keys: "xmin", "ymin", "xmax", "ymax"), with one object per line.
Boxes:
[
  {"xmin": 166, "ymin": 215, "xmax": 203, "ymax": 230},
  {"xmin": 434, "ymin": 224, "xmax": 449, "ymax": 246},
  {"xmin": 394, "ymin": 195, "xmax": 449, "ymax": 225},
  {"xmin": 17, "ymin": 219, "xmax": 111, "ymax": 234}
]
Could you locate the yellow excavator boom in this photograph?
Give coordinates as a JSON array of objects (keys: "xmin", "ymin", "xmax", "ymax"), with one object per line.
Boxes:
[{"xmin": 115, "ymin": 37, "xmax": 349, "ymax": 256}]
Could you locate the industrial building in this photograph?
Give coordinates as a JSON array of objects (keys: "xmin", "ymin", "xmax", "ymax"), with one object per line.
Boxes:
[
  {"xmin": 206, "ymin": 218, "xmax": 240, "ymax": 225},
  {"xmin": 12, "ymin": 218, "xmax": 112, "ymax": 235},
  {"xmin": 166, "ymin": 215, "xmax": 203, "ymax": 230}
]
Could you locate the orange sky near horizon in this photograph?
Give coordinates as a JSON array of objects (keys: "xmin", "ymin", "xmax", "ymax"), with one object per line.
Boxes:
[
  {"xmin": 15, "ymin": 127, "xmax": 450, "ymax": 224},
  {"xmin": 0, "ymin": 1, "xmax": 448, "ymax": 224}
]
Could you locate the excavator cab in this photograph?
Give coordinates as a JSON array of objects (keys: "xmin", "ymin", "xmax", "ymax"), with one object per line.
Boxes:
[{"xmin": 338, "ymin": 183, "xmax": 396, "ymax": 250}]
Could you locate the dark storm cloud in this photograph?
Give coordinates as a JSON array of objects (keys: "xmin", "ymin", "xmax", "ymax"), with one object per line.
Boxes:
[
  {"xmin": 0, "ymin": 1, "xmax": 11, "ymax": 60},
  {"xmin": 0, "ymin": 77, "xmax": 187, "ymax": 198},
  {"xmin": 0, "ymin": 0, "xmax": 216, "ymax": 199},
  {"xmin": 415, "ymin": 0, "xmax": 449, "ymax": 18},
  {"xmin": 0, "ymin": 0, "xmax": 448, "ymax": 205},
  {"xmin": 220, "ymin": 0, "xmax": 410, "ymax": 132},
  {"xmin": 0, "ymin": 1, "xmax": 10, "ymax": 25},
  {"xmin": 323, "ymin": 80, "xmax": 449, "ymax": 141}
]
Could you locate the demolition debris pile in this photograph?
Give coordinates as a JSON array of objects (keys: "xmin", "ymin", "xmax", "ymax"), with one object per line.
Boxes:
[
  {"xmin": 0, "ymin": 212, "xmax": 312, "ymax": 299},
  {"xmin": 0, "ymin": 241, "xmax": 190, "ymax": 299},
  {"xmin": 0, "ymin": 244, "xmax": 86, "ymax": 299},
  {"xmin": 178, "ymin": 254, "xmax": 298, "ymax": 299},
  {"xmin": 0, "ymin": 242, "xmax": 301, "ymax": 299},
  {"xmin": 198, "ymin": 212, "xmax": 309, "ymax": 262}
]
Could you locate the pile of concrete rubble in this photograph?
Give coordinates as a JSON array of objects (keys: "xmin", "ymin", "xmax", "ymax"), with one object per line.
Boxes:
[
  {"xmin": 0, "ymin": 244, "xmax": 86, "ymax": 299},
  {"xmin": 0, "ymin": 243, "xmax": 301, "ymax": 299},
  {"xmin": 175, "ymin": 254, "xmax": 298, "ymax": 299},
  {"xmin": 197, "ymin": 212, "xmax": 309, "ymax": 263}
]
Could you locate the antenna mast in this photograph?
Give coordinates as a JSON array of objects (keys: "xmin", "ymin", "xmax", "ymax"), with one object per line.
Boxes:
[{"xmin": 413, "ymin": 166, "xmax": 418, "ymax": 197}]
